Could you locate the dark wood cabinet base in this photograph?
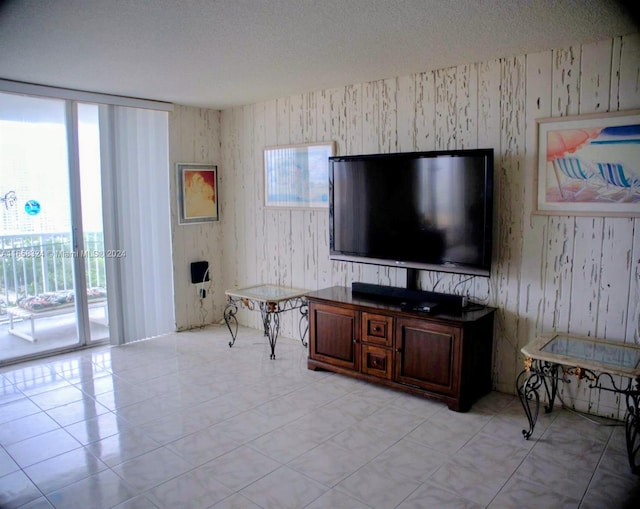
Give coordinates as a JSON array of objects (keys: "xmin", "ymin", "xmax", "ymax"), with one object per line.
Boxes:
[
  {"xmin": 308, "ymin": 358, "xmax": 470, "ymax": 411},
  {"xmin": 307, "ymin": 286, "xmax": 496, "ymax": 412}
]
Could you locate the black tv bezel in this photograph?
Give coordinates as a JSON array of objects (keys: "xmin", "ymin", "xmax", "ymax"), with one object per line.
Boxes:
[{"xmin": 328, "ymin": 148, "xmax": 494, "ymax": 277}]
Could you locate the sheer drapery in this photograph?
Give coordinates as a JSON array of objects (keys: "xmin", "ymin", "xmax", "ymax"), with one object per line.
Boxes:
[{"xmin": 100, "ymin": 106, "xmax": 174, "ymax": 343}]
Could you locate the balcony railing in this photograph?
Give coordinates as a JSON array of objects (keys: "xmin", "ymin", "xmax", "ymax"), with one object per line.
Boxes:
[{"xmin": 0, "ymin": 232, "xmax": 106, "ymax": 316}]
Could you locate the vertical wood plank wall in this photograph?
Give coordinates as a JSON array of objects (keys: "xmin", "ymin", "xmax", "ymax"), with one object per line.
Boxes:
[
  {"xmin": 172, "ymin": 34, "xmax": 640, "ymax": 415},
  {"xmin": 168, "ymin": 105, "xmax": 223, "ymax": 331}
]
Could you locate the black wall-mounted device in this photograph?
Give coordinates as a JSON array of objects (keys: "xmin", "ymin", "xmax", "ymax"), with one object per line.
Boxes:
[{"xmin": 190, "ymin": 261, "xmax": 209, "ymax": 284}]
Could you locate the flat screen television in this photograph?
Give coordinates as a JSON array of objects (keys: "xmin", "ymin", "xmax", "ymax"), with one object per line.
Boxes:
[{"xmin": 329, "ymin": 149, "xmax": 494, "ymax": 277}]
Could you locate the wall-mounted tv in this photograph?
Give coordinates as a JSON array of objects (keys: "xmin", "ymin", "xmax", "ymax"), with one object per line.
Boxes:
[{"xmin": 329, "ymin": 149, "xmax": 494, "ymax": 277}]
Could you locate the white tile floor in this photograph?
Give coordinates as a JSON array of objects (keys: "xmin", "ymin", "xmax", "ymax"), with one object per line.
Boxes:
[{"xmin": 0, "ymin": 325, "xmax": 638, "ymax": 509}]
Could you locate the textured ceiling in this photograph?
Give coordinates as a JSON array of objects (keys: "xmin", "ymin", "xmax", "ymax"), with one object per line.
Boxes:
[{"xmin": 0, "ymin": 0, "xmax": 636, "ymax": 109}]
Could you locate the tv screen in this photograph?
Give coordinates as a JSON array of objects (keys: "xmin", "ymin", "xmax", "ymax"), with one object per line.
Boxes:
[{"xmin": 329, "ymin": 149, "xmax": 493, "ymax": 277}]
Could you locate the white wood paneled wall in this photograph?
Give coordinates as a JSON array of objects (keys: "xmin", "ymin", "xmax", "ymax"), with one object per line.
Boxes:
[
  {"xmin": 168, "ymin": 105, "xmax": 223, "ymax": 331},
  {"xmin": 175, "ymin": 34, "xmax": 640, "ymax": 417}
]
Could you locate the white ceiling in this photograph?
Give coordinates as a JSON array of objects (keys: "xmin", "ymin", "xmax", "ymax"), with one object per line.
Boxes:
[{"xmin": 0, "ymin": 0, "xmax": 636, "ymax": 110}]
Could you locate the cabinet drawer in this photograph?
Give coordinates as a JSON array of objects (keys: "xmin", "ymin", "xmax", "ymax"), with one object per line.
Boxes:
[
  {"xmin": 361, "ymin": 344, "xmax": 393, "ymax": 380},
  {"xmin": 362, "ymin": 312, "xmax": 393, "ymax": 347}
]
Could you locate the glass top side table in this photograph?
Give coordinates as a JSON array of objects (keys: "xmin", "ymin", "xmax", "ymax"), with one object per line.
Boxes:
[
  {"xmin": 223, "ymin": 284, "xmax": 309, "ymax": 359},
  {"xmin": 517, "ymin": 333, "xmax": 640, "ymax": 475}
]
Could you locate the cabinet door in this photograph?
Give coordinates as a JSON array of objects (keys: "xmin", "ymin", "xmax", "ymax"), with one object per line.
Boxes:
[
  {"xmin": 394, "ymin": 318, "xmax": 460, "ymax": 395},
  {"xmin": 309, "ymin": 302, "xmax": 359, "ymax": 370},
  {"xmin": 362, "ymin": 312, "xmax": 393, "ymax": 347}
]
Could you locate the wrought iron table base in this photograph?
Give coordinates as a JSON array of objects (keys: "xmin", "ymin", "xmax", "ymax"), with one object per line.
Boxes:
[
  {"xmin": 223, "ymin": 296, "xmax": 308, "ymax": 359},
  {"xmin": 517, "ymin": 359, "xmax": 640, "ymax": 475}
]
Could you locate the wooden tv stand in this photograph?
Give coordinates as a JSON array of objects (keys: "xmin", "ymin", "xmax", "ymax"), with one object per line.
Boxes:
[{"xmin": 307, "ymin": 286, "xmax": 496, "ymax": 412}]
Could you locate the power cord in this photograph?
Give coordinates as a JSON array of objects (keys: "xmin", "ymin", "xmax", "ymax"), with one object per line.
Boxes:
[
  {"xmin": 555, "ymin": 389, "xmax": 623, "ymax": 427},
  {"xmin": 464, "ymin": 302, "xmax": 486, "ymax": 312},
  {"xmin": 198, "ymin": 267, "xmax": 212, "ymax": 327},
  {"xmin": 453, "ymin": 275, "xmax": 474, "ymax": 292}
]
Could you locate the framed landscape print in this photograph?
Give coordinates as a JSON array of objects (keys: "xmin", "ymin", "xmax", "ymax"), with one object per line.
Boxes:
[
  {"xmin": 264, "ymin": 142, "xmax": 335, "ymax": 209},
  {"xmin": 177, "ymin": 163, "xmax": 219, "ymax": 224},
  {"xmin": 535, "ymin": 110, "xmax": 640, "ymax": 217}
]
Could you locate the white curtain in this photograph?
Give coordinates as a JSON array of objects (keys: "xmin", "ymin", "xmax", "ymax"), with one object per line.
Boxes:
[{"xmin": 100, "ymin": 105, "xmax": 175, "ymax": 343}]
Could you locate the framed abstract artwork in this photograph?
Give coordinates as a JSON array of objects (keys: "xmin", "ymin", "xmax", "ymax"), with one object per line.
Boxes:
[
  {"xmin": 535, "ymin": 110, "xmax": 640, "ymax": 217},
  {"xmin": 177, "ymin": 163, "xmax": 219, "ymax": 224},
  {"xmin": 264, "ymin": 142, "xmax": 335, "ymax": 209}
]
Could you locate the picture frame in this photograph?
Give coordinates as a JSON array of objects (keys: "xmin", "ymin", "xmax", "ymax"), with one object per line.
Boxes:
[
  {"xmin": 264, "ymin": 142, "xmax": 335, "ymax": 209},
  {"xmin": 176, "ymin": 163, "xmax": 219, "ymax": 224},
  {"xmin": 534, "ymin": 110, "xmax": 640, "ymax": 217}
]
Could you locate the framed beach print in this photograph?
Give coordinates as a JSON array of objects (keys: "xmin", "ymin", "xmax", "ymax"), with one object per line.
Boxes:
[
  {"xmin": 264, "ymin": 142, "xmax": 335, "ymax": 209},
  {"xmin": 177, "ymin": 163, "xmax": 219, "ymax": 224},
  {"xmin": 535, "ymin": 110, "xmax": 640, "ymax": 217}
]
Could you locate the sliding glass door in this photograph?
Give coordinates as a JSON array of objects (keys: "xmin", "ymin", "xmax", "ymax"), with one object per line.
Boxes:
[
  {"xmin": 0, "ymin": 92, "xmax": 109, "ymax": 363},
  {"xmin": 77, "ymin": 103, "xmax": 109, "ymax": 344}
]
